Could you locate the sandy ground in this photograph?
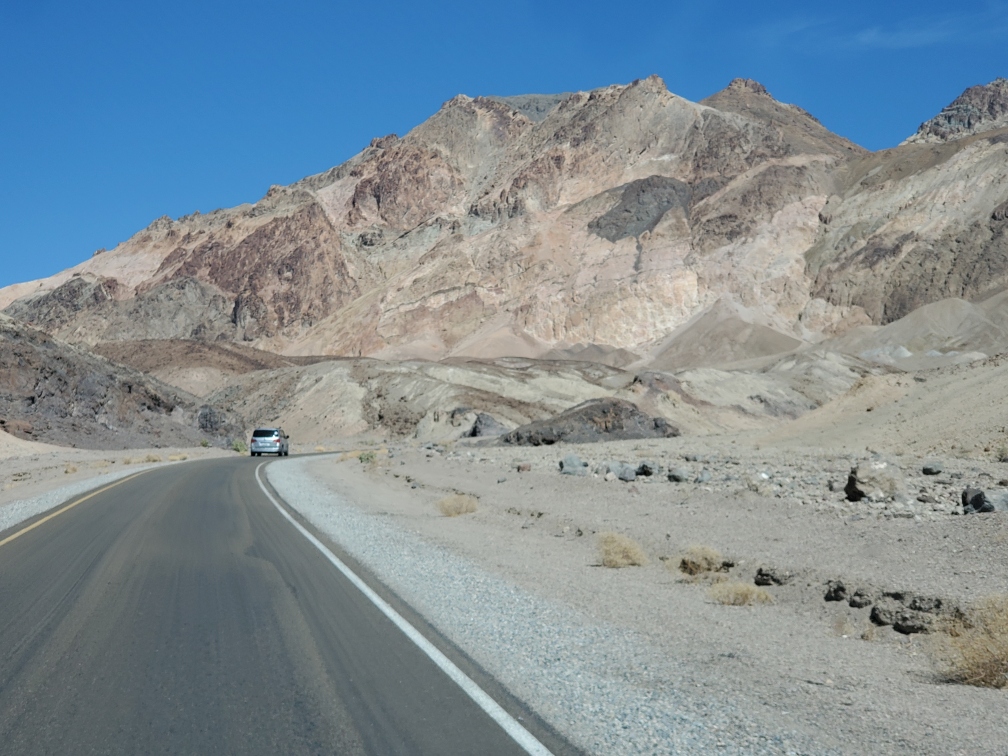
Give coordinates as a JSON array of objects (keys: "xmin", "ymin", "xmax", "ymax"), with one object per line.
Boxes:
[{"xmin": 293, "ymin": 437, "xmax": 1008, "ymax": 755}]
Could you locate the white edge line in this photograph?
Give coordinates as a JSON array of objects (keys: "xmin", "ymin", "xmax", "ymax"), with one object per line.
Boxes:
[{"xmin": 254, "ymin": 462, "xmax": 554, "ymax": 756}]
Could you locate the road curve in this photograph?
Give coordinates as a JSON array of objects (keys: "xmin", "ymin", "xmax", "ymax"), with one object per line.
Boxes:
[{"xmin": 0, "ymin": 456, "xmax": 574, "ymax": 755}]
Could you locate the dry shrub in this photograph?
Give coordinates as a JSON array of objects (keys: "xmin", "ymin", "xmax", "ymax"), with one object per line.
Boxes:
[
  {"xmin": 679, "ymin": 545, "xmax": 728, "ymax": 576},
  {"xmin": 144, "ymin": 454, "xmax": 162, "ymax": 463},
  {"xmin": 168, "ymin": 454, "xmax": 188, "ymax": 462},
  {"xmin": 314, "ymin": 445, "xmax": 328, "ymax": 453},
  {"xmin": 709, "ymin": 582, "xmax": 774, "ymax": 606},
  {"xmin": 438, "ymin": 494, "xmax": 478, "ymax": 517},
  {"xmin": 598, "ymin": 532, "xmax": 647, "ymax": 568},
  {"xmin": 122, "ymin": 458, "xmax": 133, "ymax": 465},
  {"xmin": 936, "ymin": 596, "xmax": 1008, "ymax": 688},
  {"xmin": 64, "ymin": 465, "xmax": 77, "ymax": 475}
]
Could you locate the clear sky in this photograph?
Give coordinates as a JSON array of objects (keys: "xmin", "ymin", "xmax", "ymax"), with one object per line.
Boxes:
[{"xmin": 1, "ymin": 0, "xmax": 1006, "ymax": 288}]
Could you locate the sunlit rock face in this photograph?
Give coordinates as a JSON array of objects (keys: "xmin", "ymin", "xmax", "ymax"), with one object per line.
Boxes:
[{"xmin": 4, "ymin": 76, "xmax": 1008, "ymax": 363}]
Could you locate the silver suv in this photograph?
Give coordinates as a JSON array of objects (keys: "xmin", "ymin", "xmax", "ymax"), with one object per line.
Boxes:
[{"xmin": 250, "ymin": 427, "xmax": 289, "ymax": 457}]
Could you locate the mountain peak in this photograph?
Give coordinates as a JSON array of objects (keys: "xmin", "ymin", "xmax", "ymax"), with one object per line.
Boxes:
[
  {"xmin": 909, "ymin": 77, "xmax": 1008, "ymax": 143},
  {"xmin": 726, "ymin": 78, "xmax": 771, "ymax": 97}
]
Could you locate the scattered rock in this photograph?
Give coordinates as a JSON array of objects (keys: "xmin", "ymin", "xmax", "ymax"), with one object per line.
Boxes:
[
  {"xmin": 922, "ymin": 462, "xmax": 943, "ymax": 476},
  {"xmin": 636, "ymin": 460, "xmax": 658, "ymax": 476},
  {"xmin": 917, "ymin": 493, "xmax": 936, "ymax": 504},
  {"xmin": 962, "ymin": 487, "xmax": 994, "ymax": 514},
  {"xmin": 559, "ymin": 454, "xmax": 589, "ymax": 476},
  {"xmin": 845, "ymin": 458, "xmax": 904, "ymax": 502},
  {"xmin": 604, "ymin": 471, "xmax": 617, "ymax": 482},
  {"xmin": 502, "ymin": 398, "xmax": 679, "ymax": 445},
  {"xmin": 908, "ymin": 595, "xmax": 943, "ymax": 613},
  {"xmin": 755, "ymin": 567, "xmax": 792, "ymax": 586},
  {"xmin": 869, "ymin": 598, "xmax": 900, "ymax": 626},
  {"xmin": 847, "ymin": 588, "xmax": 874, "ymax": 608},
  {"xmin": 515, "ymin": 462, "xmax": 531, "ymax": 472},
  {"xmin": 892, "ymin": 611, "xmax": 933, "ymax": 635},
  {"xmin": 695, "ymin": 469, "xmax": 712, "ymax": 484},
  {"xmin": 869, "ymin": 591, "xmax": 947, "ymax": 633},
  {"xmin": 668, "ymin": 467, "xmax": 691, "ymax": 483},
  {"xmin": 618, "ymin": 465, "xmax": 637, "ymax": 482},
  {"xmin": 824, "ymin": 580, "xmax": 848, "ymax": 602}
]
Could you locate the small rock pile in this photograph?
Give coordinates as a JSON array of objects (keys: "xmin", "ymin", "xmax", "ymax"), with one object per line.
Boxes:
[{"xmin": 824, "ymin": 580, "xmax": 956, "ymax": 635}]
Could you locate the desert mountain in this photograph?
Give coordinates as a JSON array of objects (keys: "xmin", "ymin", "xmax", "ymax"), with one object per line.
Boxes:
[
  {"xmin": 2, "ymin": 75, "xmax": 1007, "ymax": 375},
  {"xmin": 2, "ymin": 76, "xmax": 863, "ymax": 362}
]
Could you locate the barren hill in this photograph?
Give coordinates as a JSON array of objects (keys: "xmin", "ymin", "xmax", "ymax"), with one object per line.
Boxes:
[{"xmin": 3, "ymin": 76, "xmax": 1007, "ymax": 373}]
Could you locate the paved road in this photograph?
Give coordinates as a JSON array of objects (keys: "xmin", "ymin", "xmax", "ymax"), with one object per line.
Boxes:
[{"xmin": 0, "ymin": 457, "xmax": 571, "ymax": 755}]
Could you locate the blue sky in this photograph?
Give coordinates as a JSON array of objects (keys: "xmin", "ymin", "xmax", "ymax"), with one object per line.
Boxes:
[{"xmin": 1, "ymin": 0, "xmax": 1006, "ymax": 288}]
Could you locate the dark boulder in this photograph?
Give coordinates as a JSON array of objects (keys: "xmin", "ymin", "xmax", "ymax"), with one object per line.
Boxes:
[
  {"xmin": 667, "ymin": 467, "xmax": 691, "ymax": 483},
  {"xmin": 755, "ymin": 567, "xmax": 792, "ymax": 586},
  {"xmin": 824, "ymin": 580, "xmax": 848, "ymax": 602},
  {"xmin": 962, "ymin": 487, "xmax": 995, "ymax": 514},
  {"xmin": 502, "ymin": 398, "xmax": 679, "ymax": 446},
  {"xmin": 467, "ymin": 412, "xmax": 509, "ymax": 437}
]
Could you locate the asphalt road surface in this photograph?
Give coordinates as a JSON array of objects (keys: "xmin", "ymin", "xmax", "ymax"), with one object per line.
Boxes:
[{"xmin": 0, "ymin": 457, "xmax": 574, "ymax": 755}]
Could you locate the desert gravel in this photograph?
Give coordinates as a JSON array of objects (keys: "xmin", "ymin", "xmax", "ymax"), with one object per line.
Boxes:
[{"xmin": 267, "ymin": 457, "xmax": 821, "ymax": 755}]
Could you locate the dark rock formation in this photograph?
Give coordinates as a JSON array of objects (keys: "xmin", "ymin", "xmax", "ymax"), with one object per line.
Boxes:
[
  {"xmin": 503, "ymin": 398, "xmax": 679, "ymax": 446},
  {"xmin": 0, "ymin": 316, "xmax": 242, "ymax": 449}
]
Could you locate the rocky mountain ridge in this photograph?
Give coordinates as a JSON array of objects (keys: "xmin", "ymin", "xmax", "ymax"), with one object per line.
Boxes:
[
  {"xmin": 3, "ymin": 76, "xmax": 1007, "ymax": 367},
  {"xmin": 908, "ymin": 77, "xmax": 1008, "ymax": 143}
]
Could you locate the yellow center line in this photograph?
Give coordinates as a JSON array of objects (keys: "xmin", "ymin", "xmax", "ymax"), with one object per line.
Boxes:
[{"xmin": 0, "ymin": 472, "xmax": 145, "ymax": 549}]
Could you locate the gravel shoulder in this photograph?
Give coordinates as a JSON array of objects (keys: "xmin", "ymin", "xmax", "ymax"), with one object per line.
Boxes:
[{"xmin": 269, "ymin": 441, "xmax": 1008, "ymax": 755}]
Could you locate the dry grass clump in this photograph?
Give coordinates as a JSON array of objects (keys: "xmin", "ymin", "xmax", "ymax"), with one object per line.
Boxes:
[
  {"xmin": 144, "ymin": 454, "xmax": 162, "ymax": 463},
  {"xmin": 64, "ymin": 465, "xmax": 77, "ymax": 475},
  {"xmin": 438, "ymin": 493, "xmax": 478, "ymax": 517},
  {"xmin": 679, "ymin": 545, "xmax": 729, "ymax": 576},
  {"xmin": 167, "ymin": 454, "xmax": 188, "ymax": 462},
  {"xmin": 598, "ymin": 532, "xmax": 648, "ymax": 568},
  {"xmin": 936, "ymin": 596, "xmax": 1008, "ymax": 688},
  {"xmin": 709, "ymin": 582, "xmax": 774, "ymax": 606},
  {"xmin": 314, "ymin": 445, "xmax": 328, "ymax": 453}
]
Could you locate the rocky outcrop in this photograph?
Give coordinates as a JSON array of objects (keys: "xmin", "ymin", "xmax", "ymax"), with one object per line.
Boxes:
[
  {"xmin": 502, "ymin": 398, "xmax": 679, "ymax": 445},
  {"xmin": 806, "ymin": 81, "xmax": 1008, "ymax": 325},
  {"xmin": 0, "ymin": 316, "xmax": 243, "ymax": 449},
  {"xmin": 909, "ymin": 78, "xmax": 1008, "ymax": 143}
]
